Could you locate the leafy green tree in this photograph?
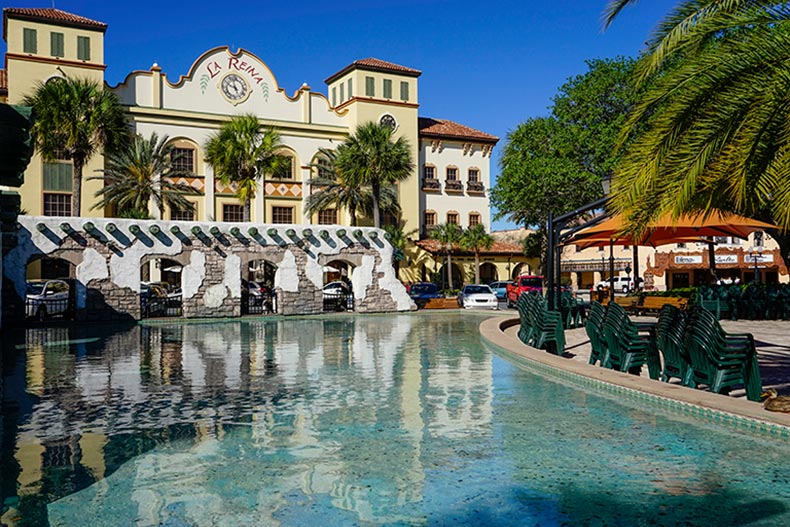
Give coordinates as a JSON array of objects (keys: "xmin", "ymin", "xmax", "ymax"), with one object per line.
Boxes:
[
  {"xmin": 491, "ymin": 57, "xmax": 638, "ymax": 271},
  {"xmin": 204, "ymin": 114, "xmax": 284, "ymax": 222},
  {"xmin": 23, "ymin": 77, "xmax": 129, "ymax": 216},
  {"xmin": 431, "ymin": 222, "xmax": 463, "ymax": 290},
  {"xmin": 603, "ymin": 1, "xmax": 790, "ymax": 238},
  {"xmin": 334, "ymin": 122, "xmax": 414, "ymax": 228},
  {"xmin": 91, "ymin": 133, "xmax": 197, "ymax": 218},
  {"xmin": 460, "ymin": 223, "xmax": 494, "ymax": 284},
  {"xmin": 305, "ymin": 148, "xmax": 400, "ymax": 226}
]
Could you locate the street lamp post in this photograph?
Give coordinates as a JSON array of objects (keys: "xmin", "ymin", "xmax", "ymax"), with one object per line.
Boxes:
[
  {"xmin": 748, "ymin": 245, "xmax": 763, "ymax": 283},
  {"xmin": 546, "ymin": 177, "xmax": 611, "ymax": 311}
]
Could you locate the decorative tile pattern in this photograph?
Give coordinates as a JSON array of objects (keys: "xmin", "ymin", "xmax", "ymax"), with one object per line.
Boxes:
[{"xmin": 264, "ymin": 181, "xmax": 302, "ymax": 198}]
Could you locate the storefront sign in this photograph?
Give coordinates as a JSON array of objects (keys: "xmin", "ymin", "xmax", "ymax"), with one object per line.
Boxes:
[
  {"xmin": 674, "ymin": 255, "xmax": 702, "ymax": 265},
  {"xmin": 715, "ymin": 254, "xmax": 738, "ymax": 265},
  {"xmin": 745, "ymin": 253, "xmax": 773, "ymax": 264}
]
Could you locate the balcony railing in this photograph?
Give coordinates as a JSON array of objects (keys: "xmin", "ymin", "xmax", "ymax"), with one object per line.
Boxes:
[
  {"xmin": 421, "ymin": 177, "xmax": 441, "ymax": 191},
  {"xmin": 467, "ymin": 180, "xmax": 485, "ymax": 193},
  {"xmin": 444, "ymin": 179, "xmax": 463, "ymax": 192}
]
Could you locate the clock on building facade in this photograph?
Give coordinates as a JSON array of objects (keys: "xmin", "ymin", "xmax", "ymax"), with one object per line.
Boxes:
[{"xmin": 220, "ymin": 73, "xmax": 250, "ymax": 105}]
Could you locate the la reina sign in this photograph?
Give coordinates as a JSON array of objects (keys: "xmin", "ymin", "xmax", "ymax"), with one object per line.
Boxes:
[{"xmin": 206, "ymin": 56, "xmax": 267, "ymax": 85}]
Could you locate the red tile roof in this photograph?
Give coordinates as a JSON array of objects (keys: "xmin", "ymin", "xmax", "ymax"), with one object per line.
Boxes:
[
  {"xmin": 3, "ymin": 8, "xmax": 107, "ymax": 40},
  {"xmin": 416, "ymin": 238, "xmax": 523, "ymax": 256},
  {"xmin": 419, "ymin": 117, "xmax": 499, "ymax": 144},
  {"xmin": 0, "ymin": 69, "xmax": 7, "ymax": 95},
  {"xmin": 325, "ymin": 57, "xmax": 421, "ymax": 84}
]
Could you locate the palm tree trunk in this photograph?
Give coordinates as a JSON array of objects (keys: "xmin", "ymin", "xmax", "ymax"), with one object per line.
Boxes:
[
  {"xmin": 447, "ymin": 251, "xmax": 453, "ymax": 290},
  {"xmin": 72, "ymin": 157, "xmax": 84, "ymax": 217},
  {"xmin": 350, "ymin": 205, "xmax": 357, "ymax": 226},
  {"xmin": 474, "ymin": 250, "xmax": 480, "ymax": 284},
  {"xmin": 243, "ymin": 198, "xmax": 251, "ymax": 223},
  {"xmin": 372, "ymin": 180, "xmax": 381, "ymax": 228}
]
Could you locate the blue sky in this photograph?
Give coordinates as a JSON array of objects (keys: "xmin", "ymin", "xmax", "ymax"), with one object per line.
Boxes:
[{"xmin": 4, "ymin": 0, "xmax": 674, "ymax": 230}]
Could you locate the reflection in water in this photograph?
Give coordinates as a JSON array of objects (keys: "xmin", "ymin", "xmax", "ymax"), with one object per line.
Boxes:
[
  {"xmin": 1, "ymin": 314, "xmax": 494, "ymax": 525},
  {"xmin": 4, "ymin": 314, "xmax": 790, "ymax": 526}
]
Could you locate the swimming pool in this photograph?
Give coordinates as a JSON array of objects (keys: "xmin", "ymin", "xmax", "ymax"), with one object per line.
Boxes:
[{"xmin": 1, "ymin": 312, "xmax": 789, "ymax": 526}]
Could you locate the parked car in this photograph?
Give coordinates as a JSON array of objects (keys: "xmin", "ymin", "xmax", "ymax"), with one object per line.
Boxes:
[
  {"xmin": 594, "ymin": 276, "xmax": 642, "ymax": 293},
  {"xmin": 457, "ymin": 284, "xmax": 499, "ymax": 310},
  {"xmin": 243, "ymin": 279, "xmax": 269, "ymax": 306},
  {"xmin": 26, "ymin": 279, "xmax": 70, "ymax": 320},
  {"xmin": 506, "ymin": 275, "xmax": 544, "ymax": 307},
  {"xmin": 323, "ymin": 281, "xmax": 351, "ymax": 311},
  {"xmin": 141, "ymin": 282, "xmax": 170, "ymax": 317},
  {"xmin": 408, "ymin": 282, "xmax": 442, "ymax": 308},
  {"xmin": 488, "ymin": 281, "xmax": 509, "ymax": 300}
]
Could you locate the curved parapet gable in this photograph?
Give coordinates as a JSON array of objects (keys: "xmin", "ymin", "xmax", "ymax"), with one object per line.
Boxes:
[{"xmin": 111, "ymin": 46, "xmax": 349, "ymax": 129}]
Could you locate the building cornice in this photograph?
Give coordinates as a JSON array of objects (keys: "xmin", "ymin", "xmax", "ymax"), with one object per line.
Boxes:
[{"xmin": 5, "ymin": 52, "xmax": 106, "ymax": 71}]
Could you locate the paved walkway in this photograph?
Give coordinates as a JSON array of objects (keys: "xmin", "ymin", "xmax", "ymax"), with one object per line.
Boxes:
[{"xmin": 482, "ymin": 314, "xmax": 790, "ymax": 429}]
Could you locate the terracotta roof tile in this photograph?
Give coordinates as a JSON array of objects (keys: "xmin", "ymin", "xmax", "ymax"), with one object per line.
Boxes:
[
  {"xmin": 416, "ymin": 238, "xmax": 523, "ymax": 256},
  {"xmin": 325, "ymin": 57, "xmax": 421, "ymax": 84},
  {"xmin": 0, "ymin": 69, "xmax": 7, "ymax": 94},
  {"xmin": 419, "ymin": 117, "xmax": 499, "ymax": 144},
  {"xmin": 3, "ymin": 8, "xmax": 107, "ymax": 39}
]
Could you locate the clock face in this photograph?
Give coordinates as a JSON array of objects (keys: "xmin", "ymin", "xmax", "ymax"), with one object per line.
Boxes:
[
  {"xmin": 220, "ymin": 73, "xmax": 249, "ymax": 104},
  {"xmin": 379, "ymin": 114, "xmax": 397, "ymax": 130}
]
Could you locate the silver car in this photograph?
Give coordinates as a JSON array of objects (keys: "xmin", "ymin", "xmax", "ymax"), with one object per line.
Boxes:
[
  {"xmin": 457, "ymin": 284, "xmax": 499, "ymax": 310},
  {"xmin": 26, "ymin": 279, "xmax": 70, "ymax": 320}
]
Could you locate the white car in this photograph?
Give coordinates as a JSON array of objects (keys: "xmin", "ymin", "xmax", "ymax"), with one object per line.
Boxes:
[
  {"xmin": 457, "ymin": 284, "xmax": 499, "ymax": 310},
  {"xmin": 595, "ymin": 276, "xmax": 642, "ymax": 293},
  {"xmin": 26, "ymin": 279, "xmax": 70, "ymax": 320}
]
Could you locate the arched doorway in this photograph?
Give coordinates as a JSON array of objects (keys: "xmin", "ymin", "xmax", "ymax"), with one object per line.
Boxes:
[
  {"xmin": 244, "ymin": 259, "xmax": 278, "ymax": 315},
  {"xmin": 25, "ymin": 256, "xmax": 75, "ymax": 321},
  {"xmin": 511, "ymin": 263, "xmax": 526, "ymax": 280},
  {"xmin": 140, "ymin": 256, "xmax": 183, "ymax": 318},
  {"xmin": 323, "ymin": 259, "xmax": 354, "ymax": 312},
  {"xmin": 479, "ymin": 263, "xmax": 498, "ymax": 284}
]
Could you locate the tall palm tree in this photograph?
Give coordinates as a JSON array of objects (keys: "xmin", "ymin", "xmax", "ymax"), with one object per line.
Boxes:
[
  {"xmin": 432, "ymin": 223, "xmax": 463, "ymax": 290},
  {"xmin": 204, "ymin": 114, "xmax": 284, "ymax": 222},
  {"xmin": 305, "ymin": 148, "xmax": 400, "ymax": 226},
  {"xmin": 334, "ymin": 122, "xmax": 414, "ymax": 228},
  {"xmin": 460, "ymin": 223, "xmax": 495, "ymax": 284},
  {"xmin": 90, "ymin": 133, "xmax": 198, "ymax": 218},
  {"xmin": 23, "ymin": 77, "xmax": 129, "ymax": 216},
  {"xmin": 602, "ymin": 1, "xmax": 790, "ymax": 232}
]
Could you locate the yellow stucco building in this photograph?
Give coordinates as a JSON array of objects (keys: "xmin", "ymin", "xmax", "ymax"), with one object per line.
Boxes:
[{"xmin": 1, "ymin": 7, "xmax": 527, "ymax": 286}]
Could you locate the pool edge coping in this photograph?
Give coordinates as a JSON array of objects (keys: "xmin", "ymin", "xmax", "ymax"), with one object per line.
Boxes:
[{"xmin": 479, "ymin": 315, "xmax": 790, "ymax": 440}]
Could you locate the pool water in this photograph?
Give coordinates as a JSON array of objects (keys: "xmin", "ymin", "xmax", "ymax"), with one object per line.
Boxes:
[{"xmin": 1, "ymin": 312, "xmax": 789, "ymax": 526}]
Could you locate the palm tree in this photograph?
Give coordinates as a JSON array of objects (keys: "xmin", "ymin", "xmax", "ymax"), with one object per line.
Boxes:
[
  {"xmin": 204, "ymin": 114, "xmax": 284, "ymax": 222},
  {"xmin": 431, "ymin": 223, "xmax": 463, "ymax": 290},
  {"xmin": 23, "ymin": 77, "xmax": 129, "ymax": 216},
  {"xmin": 305, "ymin": 148, "xmax": 401, "ymax": 226},
  {"xmin": 602, "ymin": 1, "xmax": 790, "ymax": 233},
  {"xmin": 90, "ymin": 133, "xmax": 198, "ymax": 218},
  {"xmin": 334, "ymin": 122, "xmax": 414, "ymax": 228},
  {"xmin": 460, "ymin": 223, "xmax": 495, "ymax": 284}
]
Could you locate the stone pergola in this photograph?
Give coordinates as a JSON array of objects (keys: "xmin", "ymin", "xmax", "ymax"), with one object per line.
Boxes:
[{"xmin": 3, "ymin": 216, "xmax": 414, "ymax": 321}]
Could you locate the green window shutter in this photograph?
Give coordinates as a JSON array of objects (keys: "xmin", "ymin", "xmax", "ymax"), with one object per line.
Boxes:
[
  {"xmin": 77, "ymin": 36, "xmax": 90, "ymax": 61},
  {"xmin": 383, "ymin": 79, "xmax": 392, "ymax": 99},
  {"xmin": 43, "ymin": 162, "xmax": 73, "ymax": 191},
  {"xmin": 347, "ymin": 78, "xmax": 353, "ymax": 98},
  {"xmin": 365, "ymin": 76, "xmax": 375, "ymax": 97},
  {"xmin": 400, "ymin": 81, "xmax": 409, "ymax": 101},
  {"xmin": 340, "ymin": 82, "xmax": 344, "ymax": 102},
  {"xmin": 23, "ymin": 28, "xmax": 37, "ymax": 53},
  {"xmin": 51, "ymin": 32, "xmax": 64, "ymax": 58},
  {"xmin": 332, "ymin": 87, "xmax": 336, "ymax": 106}
]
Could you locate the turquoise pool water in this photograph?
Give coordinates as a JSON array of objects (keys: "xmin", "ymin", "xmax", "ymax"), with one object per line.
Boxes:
[{"xmin": 1, "ymin": 312, "xmax": 789, "ymax": 526}]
